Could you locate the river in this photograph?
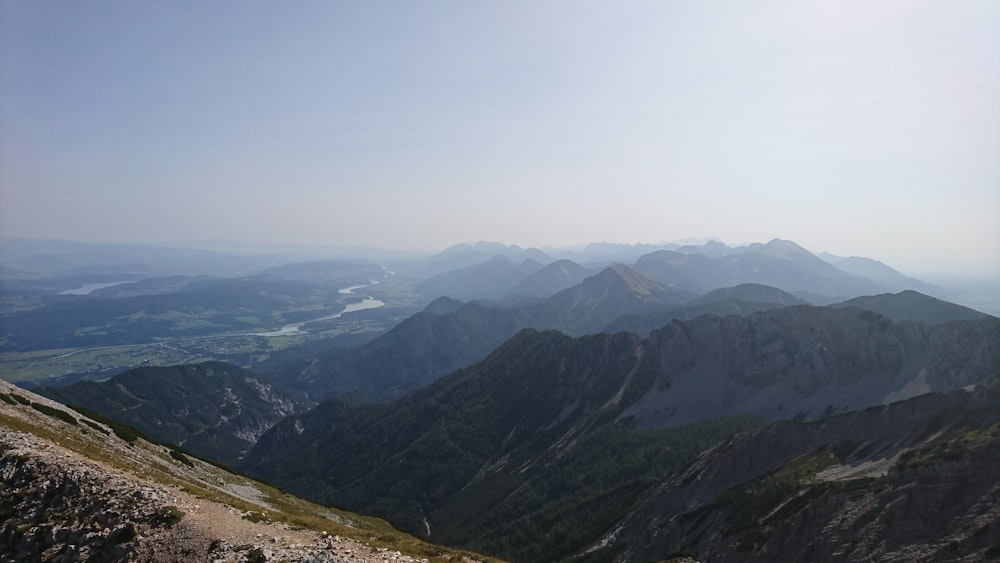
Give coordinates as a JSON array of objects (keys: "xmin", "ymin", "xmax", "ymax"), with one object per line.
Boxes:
[
  {"xmin": 253, "ymin": 282, "xmax": 385, "ymax": 337},
  {"xmin": 58, "ymin": 281, "xmax": 133, "ymax": 295}
]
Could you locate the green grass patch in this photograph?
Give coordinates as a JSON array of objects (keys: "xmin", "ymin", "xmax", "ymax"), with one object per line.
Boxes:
[{"xmin": 898, "ymin": 422, "xmax": 1000, "ymax": 469}]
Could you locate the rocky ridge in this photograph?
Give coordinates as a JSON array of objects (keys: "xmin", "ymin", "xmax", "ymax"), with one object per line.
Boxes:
[
  {"xmin": 0, "ymin": 380, "xmax": 496, "ymax": 563},
  {"xmin": 596, "ymin": 385, "xmax": 1000, "ymax": 562},
  {"xmin": 39, "ymin": 361, "xmax": 311, "ymax": 467}
]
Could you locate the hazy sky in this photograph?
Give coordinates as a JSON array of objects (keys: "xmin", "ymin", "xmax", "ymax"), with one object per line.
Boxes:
[{"xmin": 2, "ymin": 1, "xmax": 998, "ymax": 276}]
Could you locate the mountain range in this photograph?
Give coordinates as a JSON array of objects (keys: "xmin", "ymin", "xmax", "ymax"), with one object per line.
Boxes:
[
  {"xmin": 271, "ymin": 261, "xmax": 991, "ymax": 403},
  {"xmin": 240, "ymin": 305, "xmax": 1000, "ymax": 560},
  {"xmin": 4, "ymin": 236, "xmax": 999, "ymax": 563},
  {"xmin": 409, "ymin": 239, "xmax": 964, "ymax": 309}
]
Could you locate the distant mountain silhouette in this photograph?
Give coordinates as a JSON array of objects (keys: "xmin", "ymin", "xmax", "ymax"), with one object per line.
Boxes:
[
  {"xmin": 421, "ymin": 296, "xmax": 466, "ymax": 315},
  {"xmin": 634, "ymin": 239, "xmax": 886, "ymax": 298},
  {"xmin": 821, "ymin": 252, "xmax": 942, "ymax": 291},
  {"xmin": 504, "ymin": 259, "xmax": 595, "ymax": 299},
  {"xmin": 561, "ymin": 241, "xmax": 676, "ymax": 266},
  {"xmin": 675, "ymin": 239, "xmax": 742, "ymax": 258},
  {"xmin": 275, "ymin": 265, "xmax": 690, "ymax": 401},
  {"xmin": 403, "ymin": 242, "xmax": 552, "ymax": 278},
  {"xmin": 534, "ymin": 264, "xmax": 692, "ymax": 334},
  {"xmin": 414, "ymin": 255, "xmax": 545, "ymax": 301},
  {"xmin": 832, "ymin": 290, "xmax": 994, "ymax": 324},
  {"xmin": 605, "ymin": 283, "xmax": 808, "ymax": 335},
  {"xmin": 690, "ymin": 282, "xmax": 809, "ymax": 306},
  {"xmin": 632, "ymin": 250, "xmax": 724, "ymax": 293}
]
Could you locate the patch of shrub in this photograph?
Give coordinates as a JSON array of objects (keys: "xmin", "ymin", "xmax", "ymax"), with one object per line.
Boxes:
[
  {"xmin": 242, "ymin": 511, "xmax": 270, "ymax": 524},
  {"xmin": 169, "ymin": 447, "xmax": 195, "ymax": 467},
  {"xmin": 67, "ymin": 405, "xmax": 150, "ymax": 444},
  {"xmin": 80, "ymin": 418, "xmax": 109, "ymax": 434},
  {"xmin": 30, "ymin": 402, "xmax": 78, "ymax": 425}
]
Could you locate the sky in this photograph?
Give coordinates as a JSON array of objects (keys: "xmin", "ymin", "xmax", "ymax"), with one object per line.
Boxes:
[{"xmin": 1, "ymin": 1, "xmax": 998, "ymax": 277}]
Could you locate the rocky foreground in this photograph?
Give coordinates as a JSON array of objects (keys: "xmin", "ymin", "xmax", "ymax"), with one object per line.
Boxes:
[{"xmin": 0, "ymin": 380, "xmax": 495, "ymax": 563}]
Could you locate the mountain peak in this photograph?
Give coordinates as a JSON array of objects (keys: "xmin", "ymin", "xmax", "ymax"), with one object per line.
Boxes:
[
  {"xmin": 755, "ymin": 238, "xmax": 814, "ymax": 260},
  {"xmin": 589, "ymin": 264, "xmax": 662, "ymax": 297}
]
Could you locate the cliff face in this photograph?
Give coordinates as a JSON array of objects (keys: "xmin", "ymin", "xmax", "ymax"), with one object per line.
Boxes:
[{"xmin": 601, "ymin": 385, "xmax": 1000, "ymax": 562}]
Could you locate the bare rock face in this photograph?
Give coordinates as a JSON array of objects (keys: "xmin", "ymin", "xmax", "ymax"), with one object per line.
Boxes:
[
  {"xmin": 599, "ymin": 385, "xmax": 1000, "ymax": 562},
  {"xmin": 0, "ymin": 443, "xmax": 193, "ymax": 562}
]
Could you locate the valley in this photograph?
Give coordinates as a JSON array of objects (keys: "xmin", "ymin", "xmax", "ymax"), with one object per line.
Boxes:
[
  {"xmin": 0, "ymin": 276, "xmax": 409, "ymax": 388},
  {"xmin": 5, "ymin": 4, "xmax": 997, "ymax": 562},
  {"xmin": 2, "ymin": 237, "xmax": 999, "ymax": 562}
]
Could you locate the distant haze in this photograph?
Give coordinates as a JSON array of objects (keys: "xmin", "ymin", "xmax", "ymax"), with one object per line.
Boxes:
[{"xmin": 1, "ymin": 1, "xmax": 998, "ymax": 278}]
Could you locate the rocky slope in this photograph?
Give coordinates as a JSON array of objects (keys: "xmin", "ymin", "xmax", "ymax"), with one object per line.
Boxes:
[
  {"xmin": 596, "ymin": 385, "xmax": 1000, "ymax": 562},
  {"xmin": 0, "ymin": 380, "xmax": 497, "ymax": 563},
  {"xmin": 39, "ymin": 361, "xmax": 310, "ymax": 466},
  {"xmin": 617, "ymin": 306, "xmax": 1000, "ymax": 429}
]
